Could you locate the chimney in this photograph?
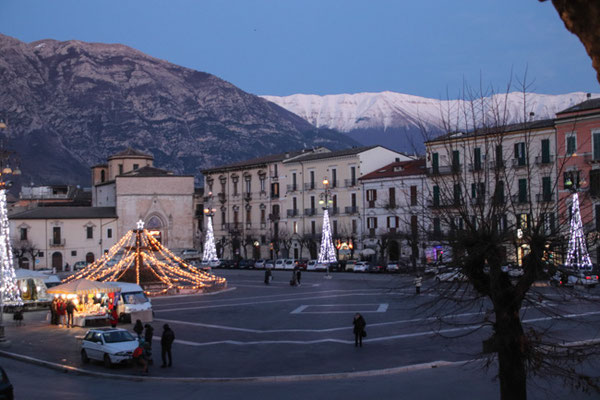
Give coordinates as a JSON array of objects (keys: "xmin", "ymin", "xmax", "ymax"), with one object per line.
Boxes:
[{"xmin": 587, "ymin": 93, "xmax": 592, "ymax": 99}]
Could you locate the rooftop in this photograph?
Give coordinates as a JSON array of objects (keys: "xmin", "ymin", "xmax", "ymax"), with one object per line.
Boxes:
[
  {"xmin": 108, "ymin": 147, "xmax": 153, "ymax": 160},
  {"xmin": 201, "ymin": 147, "xmax": 328, "ymax": 173},
  {"xmin": 284, "ymin": 145, "xmax": 380, "ymax": 163},
  {"xmin": 9, "ymin": 206, "xmax": 117, "ymax": 220},
  {"xmin": 360, "ymin": 159, "xmax": 426, "ymax": 181},
  {"xmin": 556, "ymin": 97, "xmax": 600, "ymax": 115}
]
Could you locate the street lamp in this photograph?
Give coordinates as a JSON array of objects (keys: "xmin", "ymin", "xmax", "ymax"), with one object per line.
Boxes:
[
  {"xmin": 0, "ymin": 116, "xmax": 23, "ymax": 344},
  {"xmin": 318, "ymin": 178, "xmax": 336, "ymax": 279}
]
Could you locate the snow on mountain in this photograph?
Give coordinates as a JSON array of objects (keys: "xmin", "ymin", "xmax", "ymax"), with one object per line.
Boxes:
[{"xmin": 262, "ymin": 91, "xmax": 599, "ymax": 133}]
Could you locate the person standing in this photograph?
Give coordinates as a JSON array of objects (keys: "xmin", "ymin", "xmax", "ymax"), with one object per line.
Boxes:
[
  {"xmin": 264, "ymin": 269, "xmax": 272, "ymax": 285},
  {"xmin": 414, "ymin": 275, "xmax": 423, "ymax": 294},
  {"xmin": 160, "ymin": 324, "xmax": 175, "ymax": 368},
  {"xmin": 353, "ymin": 313, "xmax": 366, "ymax": 347},
  {"xmin": 50, "ymin": 297, "xmax": 58, "ymax": 325},
  {"xmin": 57, "ymin": 298, "xmax": 67, "ymax": 327},
  {"xmin": 144, "ymin": 323, "xmax": 154, "ymax": 348},
  {"xmin": 133, "ymin": 319, "xmax": 144, "ymax": 339},
  {"xmin": 296, "ymin": 268, "xmax": 302, "ymax": 286},
  {"xmin": 66, "ymin": 299, "xmax": 76, "ymax": 328}
]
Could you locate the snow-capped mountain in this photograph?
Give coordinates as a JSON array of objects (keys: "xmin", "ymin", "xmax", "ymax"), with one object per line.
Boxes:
[{"xmin": 262, "ymin": 91, "xmax": 598, "ymax": 152}]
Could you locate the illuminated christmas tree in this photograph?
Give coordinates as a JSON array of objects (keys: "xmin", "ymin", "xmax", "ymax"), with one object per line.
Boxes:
[
  {"xmin": 318, "ymin": 209, "xmax": 337, "ymax": 263},
  {"xmin": 202, "ymin": 215, "xmax": 218, "ymax": 262},
  {"xmin": 0, "ymin": 189, "xmax": 22, "ymax": 305},
  {"xmin": 564, "ymin": 192, "xmax": 593, "ymax": 270},
  {"xmin": 65, "ymin": 220, "xmax": 226, "ymax": 295}
]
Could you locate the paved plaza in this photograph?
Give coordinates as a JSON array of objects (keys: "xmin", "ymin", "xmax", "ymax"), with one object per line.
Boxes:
[{"xmin": 1, "ymin": 270, "xmax": 599, "ymax": 399}]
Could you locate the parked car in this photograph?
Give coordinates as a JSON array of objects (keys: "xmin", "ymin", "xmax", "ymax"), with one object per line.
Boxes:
[
  {"xmin": 386, "ymin": 263, "xmax": 399, "ymax": 273},
  {"xmin": 296, "ymin": 259, "xmax": 308, "ymax": 270},
  {"xmin": 219, "ymin": 259, "xmax": 235, "ymax": 268},
  {"xmin": 73, "ymin": 260, "xmax": 89, "ymax": 271},
  {"xmin": 435, "ymin": 269, "xmax": 467, "ymax": 282},
  {"xmin": 314, "ymin": 262, "xmax": 329, "ymax": 272},
  {"xmin": 275, "ymin": 259, "xmax": 286, "ymax": 270},
  {"xmin": 284, "ymin": 259, "xmax": 297, "ymax": 270},
  {"xmin": 551, "ymin": 269, "xmax": 599, "ymax": 288},
  {"xmin": 345, "ymin": 260, "xmax": 358, "ymax": 272},
  {"xmin": 80, "ymin": 328, "xmax": 139, "ymax": 368},
  {"xmin": 368, "ymin": 263, "xmax": 385, "ymax": 273},
  {"xmin": 508, "ymin": 267, "xmax": 524, "ymax": 278},
  {"xmin": 265, "ymin": 260, "xmax": 275, "ymax": 269},
  {"xmin": 306, "ymin": 260, "xmax": 318, "ymax": 271},
  {"xmin": 0, "ymin": 366, "xmax": 13, "ymax": 400},
  {"xmin": 255, "ymin": 259, "xmax": 266, "ymax": 269},
  {"xmin": 354, "ymin": 261, "xmax": 369, "ymax": 272},
  {"xmin": 238, "ymin": 259, "xmax": 255, "ymax": 269},
  {"xmin": 180, "ymin": 248, "xmax": 201, "ymax": 259}
]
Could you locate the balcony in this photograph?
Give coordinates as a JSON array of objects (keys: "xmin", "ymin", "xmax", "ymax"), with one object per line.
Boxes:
[
  {"xmin": 428, "ymin": 199, "xmax": 462, "ymax": 209},
  {"xmin": 224, "ymin": 223, "xmax": 242, "ymax": 232},
  {"xmin": 536, "ymin": 193, "xmax": 554, "ymax": 203},
  {"xmin": 287, "ymin": 209, "xmax": 300, "ymax": 217},
  {"xmin": 488, "ymin": 160, "xmax": 505, "ymax": 170},
  {"xmin": 426, "ymin": 165, "xmax": 460, "ymax": 175},
  {"xmin": 535, "ymin": 155, "xmax": 554, "ymax": 165},
  {"xmin": 286, "ymin": 184, "xmax": 298, "ymax": 192},
  {"xmin": 511, "ymin": 158, "xmax": 528, "ymax": 169},
  {"xmin": 329, "ymin": 207, "xmax": 340, "ymax": 215},
  {"xmin": 304, "ymin": 183, "xmax": 316, "ymax": 191},
  {"xmin": 243, "ymin": 193, "xmax": 252, "ymax": 202},
  {"xmin": 218, "ymin": 193, "xmax": 227, "ymax": 203},
  {"xmin": 468, "ymin": 163, "xmax": 483, "ymax": 172},
  {"xmin": 345, "ymin": 206, "xmax": 359, "ymax": 214},
  {"xmin": 511, "ymin": 194, "xmax": 529, "ymax": 204},
  {"xmin": 344, "ymin": 179, "xmax": 357, "ymax": 188},
  {"xmin": 49, "ymin": 239, "xmax": 66, "ymax": 247},
  {"xmin": 268, "ymin": 213, "xmax": 280, "ymax": 221},
  {"xmin": 270, "ymin": 192, "xmax": 279, "ymax": 199},
  {"xmin": 304, "ymin": 208, "xmax": 318, "ymax": 216}
]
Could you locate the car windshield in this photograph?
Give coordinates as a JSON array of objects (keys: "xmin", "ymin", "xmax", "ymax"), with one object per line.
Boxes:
[
  {"xmin": 103, "ymin": 330, "xmax": 135, "ymax": 343},
  {"xmin": 122, "ymin": 291, "xmax": 148, "ymax": 305}
]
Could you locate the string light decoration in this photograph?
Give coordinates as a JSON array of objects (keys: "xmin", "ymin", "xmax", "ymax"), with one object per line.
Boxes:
[
  {"xmin": 0, "ymin": 189, "xmax": 22, "ymax": 306},
  {"xmin": 202, "ymin": 214, "xmax": 218, "ymax": 263},
  {"xmin": 318, "ymin": 209, "xmax": 337, "ymax": 264},
  {"xmin": 564, "ymin": 192, "xmax": 593, "ymax": 270},
  {"xmin": 64, "ymin": 224, "xmax": 226, "ymax": 296}
]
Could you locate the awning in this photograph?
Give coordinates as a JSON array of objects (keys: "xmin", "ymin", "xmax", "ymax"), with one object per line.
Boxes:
[
  {"xmin": 46, "ymin": 279, "xmax": 121, "ymax": 295},
  {"xmin": 360, "ymin": 248, "xmax": 376, "ymax": 256}
]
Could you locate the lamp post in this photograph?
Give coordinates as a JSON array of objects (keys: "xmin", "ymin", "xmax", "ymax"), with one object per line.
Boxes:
[
  {"xmin": 318, "ymin": 178, "xmax": 336, "ymax": 279},
  {"xmin": 0, "ymin": 116, "xmax": 22, "ymax": 344},
  {"xmin": 202, "ymin": 192, "xmax": 218, "ymax": 263}
]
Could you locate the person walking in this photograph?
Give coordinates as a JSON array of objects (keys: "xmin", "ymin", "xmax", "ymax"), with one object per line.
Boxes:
[
  {"xmin": 50, "ymin": 297, "xmax": 58, "ymax": 325},
  {"xmin": 144, "ymin": 323, "xmax": 154, "ymax": 348},
  {"xmin": 66, "ymin": 299, "xmax": 76, "ymax": 328},
  {"xmin": 264, "ymin": 269, "xmax": 272, "ymax": 285},
  {"xmin": 353, "ymin": 313, "xmax": 366, "ymax": 347},
  {"xmin": 414, "ymin": 275, "xmax": 423, "ymax": 295},
  {"xmin": 133, "ymin": 319, "xmax": 144, "ymax": 339},
  {"xmin": 160, "ymin": 324, "xmax": 175, "ymax": 368}
]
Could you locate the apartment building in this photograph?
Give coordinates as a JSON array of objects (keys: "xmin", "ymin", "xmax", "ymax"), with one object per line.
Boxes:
[{"xmin": 359, "ymin": 159, "xmax": 427, "ymax": 263}]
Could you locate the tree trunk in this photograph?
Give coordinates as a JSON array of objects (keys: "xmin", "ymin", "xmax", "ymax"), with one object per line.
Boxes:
[{"xmin": 495, "ymin": 306, "xmax": 528, "ymax": 400}]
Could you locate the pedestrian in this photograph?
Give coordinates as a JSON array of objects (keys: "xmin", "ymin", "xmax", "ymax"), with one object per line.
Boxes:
[
  {"xmin": 296, "ymin": 269, "xmax": 302, "ymax": 286},
  {"xmin": 133, "ymin": 341, "xmax": 151, "ymax": 375},
  {"xmin": 160, "ymin": 323, "xmax": 175, "ymax": 368},
  {"xmin": 144, "ymin": 323, "xmax": 154, "ymax": 348},
  {"xmin": 264, "ymin": 269, "xmax": 272, "ymax": 285},
  {"xmin": 13, "ymin": 307, "xmax": 23, "ymax": 327},
  {"xmin": 133, "ymin": 319, "xmax": 144, "ymax": 339},
  {"xmin": 353, "ymin": 313, "xmax": 366, "ymax": 347},
  {"xmin": 108, "ymin": 307, "xmax": 118, "ymax": 328},
  {"xmin": 57, "ymin": 298, "xmax": 67, "ymax": 327},
  {"xmin": 414, "ymin": 275, "xmax": 423, "ymax": 295},
  {"xmin": 66, "ymin": 299, "xmax": 76, "ymax": 328},
  {"xmin": 50, "ymin": 297, "xmax": 58, "ymax": 325}
]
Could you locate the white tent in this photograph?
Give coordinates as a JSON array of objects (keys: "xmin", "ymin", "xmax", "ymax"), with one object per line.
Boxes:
[{"xmin": 14, "ymin": 269, "xmax": 54, "ymax": 302}]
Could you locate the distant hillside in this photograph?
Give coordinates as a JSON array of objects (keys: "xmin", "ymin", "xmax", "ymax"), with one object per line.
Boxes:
[{"xmin": 0, "ymin": 34, "xmax": 356, "ymax": 187}]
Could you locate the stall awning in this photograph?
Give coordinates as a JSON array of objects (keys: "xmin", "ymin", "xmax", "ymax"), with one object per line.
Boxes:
[{"xmin": 47, "ymin": 279, "xmax": 121, "ymax": 295}]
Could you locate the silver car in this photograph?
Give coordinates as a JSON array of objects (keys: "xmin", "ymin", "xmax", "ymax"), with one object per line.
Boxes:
[{"xmin": 80, "ymin": 328, "xmax": 139, "ymax": 368}]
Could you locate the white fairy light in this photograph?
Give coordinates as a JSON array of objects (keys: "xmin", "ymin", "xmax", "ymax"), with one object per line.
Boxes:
[
  {"xmin": 0, "ymin": 189, "xmax": 22, "ymax": 305},
  {"xmin": 564, "ymin": 192, "xmax": 593, "ymax": 270},
  {"xmin": 318, "ymin": 209, "xmax": 337, "ymax": 263},
  {"xmin": 202, "ymin": 215, "xmax": 218, "ymax": 263}
]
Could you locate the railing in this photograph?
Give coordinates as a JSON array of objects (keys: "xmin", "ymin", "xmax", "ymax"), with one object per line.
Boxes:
[
  {"xmin": 535, "ymin": 155, "xmax": 554, "ymax": 165},
  {"xmin": 344, "ymin": 179, "xmax": 357, "ymax": 187},
  {"xmin": 268, "ymin": 213, "xmax": 280, "ymax": 221},
  {"xmin": 287, "ymin": 209, "xmax": 300, "ymax": 217},
  {"xmin": 345, "ymin": 206, "xmax": 359, "ymax": 214},
  {"xmin": 536, "ymin": 193, "xmax": 554, "ymax": 203},
  {"xmin": 243, "ymin": 193, "xmax": 252, "ymax": 201},
  {"xmin": 286, "ymin": 184, "xmax": 298, "ymax": 192},
  {"xmin": 511, "ymin": 158, "xmax": 528, "ymax": 168},
  {"xmin": 304, "ymin": 183, "xmax": 316, "ymax": 190},
  {"xmin": 488, "ymin": 160, "xmax": 505, "ymax": 170},
  {"xmin": 304, "ymin": 208, "xmax": 318, "ymax": 216},
  {"xmin": 49, "ymin": 239, "xmax": 66, "ymax": 247},
  {"xmin": 511, "ymin": 194, "xmax": 529, "ymax": 204},
  {"xmin": 328, "ymin": 207, "xmax": 340, "ymax": 215},
  {"xmin": 426, "ymin": 165, "xmax": 460, "ymax": 175},
  {"xmin": 218, "ymin": 193, "xmax": 227, "ymax": 202}
]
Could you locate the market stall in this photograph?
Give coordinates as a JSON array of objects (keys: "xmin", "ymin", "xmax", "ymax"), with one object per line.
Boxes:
[
  {"xmin": 46, "ymin": 279, "xmax": 121, "ymax": 327},
  {"xmin": 13, "ymin": 269, "xmax": 56, "ymax": 310}
]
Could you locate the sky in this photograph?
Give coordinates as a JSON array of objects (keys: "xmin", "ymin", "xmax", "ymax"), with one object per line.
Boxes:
[{"xmin": 1, "ymin": 0, "xmax": 598, "ymax": 98}]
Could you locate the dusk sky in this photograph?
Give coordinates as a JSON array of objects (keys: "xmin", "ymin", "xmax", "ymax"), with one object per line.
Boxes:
[{"xmin": 1, "ymin": 0, "xmax": 598, "ymax": 98}]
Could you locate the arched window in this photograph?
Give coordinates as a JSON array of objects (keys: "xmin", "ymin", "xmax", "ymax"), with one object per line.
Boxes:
[
  {"xmin": 146, "ymin": 216, "xmax": 163, "ymax": 243},
  {"xmin": 86, "ymin": 252, "xmax": 95, "ymax": 264},
  {"xmin": 100, "ymin": 169, "xmax": 106, "ymax": 182}
]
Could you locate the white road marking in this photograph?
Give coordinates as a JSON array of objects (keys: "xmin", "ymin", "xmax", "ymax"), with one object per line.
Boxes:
[{"xmin": 290, "ymin": 303, "xmax": 389, "ymax": 314}]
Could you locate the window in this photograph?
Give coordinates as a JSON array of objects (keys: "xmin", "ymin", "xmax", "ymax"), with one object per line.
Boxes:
[
  {"xmin": 53, "ymin": 227, "xmax": 61, "ymax": 245},
  {"xmin": 541, "ymin": 139, "xmax": 551, "ymax": 163},
  {"xmin": 350, "ymin": 166, "xmax": 356, "ymax": 186},
  {"xmin": 593, "ymin": 131, "xmax": 600, "ymax": 161},
  {"xmin": 292, "ymin": 173, "xmax": 297, "ymax": 191},
  {"xmin": 133, "ymin": 164, "xmax": 139, "ymax": 170},
  {"xmin": 233, "ymin": 180, "xmax": 238, "ymax": 196},
  {"xmin": 273, "ymin": 164, "xmax": 278, "ymax": 178},
  {"xmin": 333, "ymin": 220, "xmax": 338, "ymax": 236},
  {"xmin": 433, "ymin": 185, "xmax": 440, "ymax": 207},
  {"xmin": 566, "ymin": 133, "xmax": 577, "ymax": 155},
  {"xmin": 352, "ymin": 219, "xmax": 357, "ymax": 234},
  {"xmin": 453, "ymin": 184, "xmax": 461, "ymax": 205},
  {"xmin": 366, "ymin": 189, "xmax": 377, "ymax": 208},
  {"xmin": 245, "ymin": 178, "xmax": 251, "ymax": 194},
  {"xmin": 542, "ymin": 177, "xmax": 552, "ymax": 201},
  {"xmin": 367, "ymin": 217, "xmax": 378, "ymax": 229},
  {"xmin": 387, "ymin": 216, "xmax": 399, "ymax": 228},
  {"xmin": 331, "ymin": 169, "xmax": 337, "ymax": 188},
  {"xmin": 432, "ymin": 152, "xmax": 439, "ymax": 173},
  {"xmin": 86, "ymin": 226, "xmax": 93, "ymax": 239},
  {"xmin": 388, "ymin": 187, "xmax": 396, "ymax": 208},
  {"xmin": 351, "ymin": 193, "xmax": 357, "ymax": 208},
  {"xmin": 38, "ymin": 251, "xmax": 44, "ymax": 258},
  {"xmin": 452, "ymin": 150, "xmax": 460, "ymax": 172},
  {"xmin": 495, "ymin": 145, "xmax": 503, "ymax": 168},
  {"xmin": 246, "ymin": 207, "xmax": 251, "ymax": 224},
  {"xmin": 495, "ymin": 214, "xmax": 507, "ymax": 232},
  {"xmin": 590, "ymin": 170, "xmax": 600, "ymax": 197},
  {"xmin": 19, "ymin": 228, "xmax": 27, "ymax": 241},
  {"xmin": 310, "ymin": 196, "xmax": 315, "ymax": 210},
  {"xmin": 293, "ymin": 221, "xmax": 298, "ymax": 234},
  {"xmin": 517, "ymin": 213, "xmax": 529, "ymax": 230},
  {"xmin": 259, "ymin": 175, "xmax": 266, "ymax": 192},
  {"xmin": 542, "ymin": 212, "xmax": 555, "ymax": 234},
  {"xmin": 107, "ymin": 228, "xmax": 112, "ymax": 238},
  {"xmin": 410, "ymin": 185, "xmax": 417, "ymax": 206},
  {"xmin": 271, "ymin": 183, "xmax": 279, "ymax": 198},
  {"xmin": 311, "ymin": 221, "xmax": 316, "ymax": 235},
  {"xmin": 433, "ymin": 218, "xmax": 441, "ymax": 236},
  {"xmin": 71, "ymin": 250, "xmax": 77, "ymax": 257},
  {"xmin": 310, "ymin": 171, "xmax": 315, "ymax": 189},
  {"xmin": 514, "ymin": 142, "xmax": 526, "ymax": 166},
  {"xmin": 518, "ymin": 179, "xmax": 528, "ymax": 203},
  {"xmin": 260, "ymin": 209, "xmax": 266, "ymax": 225},
  {"xmin": 494, "ymin": 181, "xmax": 505, "ymax": 204},
  {"xmin": 221, "ymin": 210, "xmax": 226, "ymax": 226},
  {"xmin": 411, "ymin": 215, "xmax": 418, "ymax": 237},
  {"xmin": 332, "ymin": 194, "xmax": 337, "ymax": 210},
  {"xmin": 118, "ymin": 164, "xmax": 123, "ymax": 175},
  {"xmin": 293, "ymin": 197, "xmax": 297, "ymax": 212},
  {"xmin": 473, "ymin": 147, "xmax": 481, "ymax": 171}
]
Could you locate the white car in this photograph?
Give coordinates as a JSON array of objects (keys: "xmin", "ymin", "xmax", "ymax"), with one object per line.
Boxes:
[
  {"xmin": 265, "ymin": 260, "xmax": 275, "ymax": 269},
  {"xmin": 284, "ymin": 259, "xmax": 297, "ymax": 270},
  {"xmin": 314, "ymin": 262, "xmax": 329, "ymax": 272},
  {"xmin": 306, "ymin": 260, "xmax": 318, "ymax": 271},
  {"xmin": 435, "ymin": 269, "xmax": 467, "ymax": 282},
  {"xmin": 180, "ymin": 248, "xmax": 200, "ymax": 259},
  {"xmin": 255, "ymin": 259, "xmax": 266, "ymax": 269},
  {"xmin": 80, "ymin": 328, "xmax": 139, "ymax": 368},
  {"xmin": 567, "ymin": 271, "xmax": 599, "ymax": 287},
  {"xmin": 386, "ymin": 263, "xmax": 399, "ymax": 272},
  {"xmin": 353, "ymin": 262, "xmax": 369, "ymax": 272},
  {"xmin": 275, "ymin": 259, "xmax": 286, "ymax": 270}
]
